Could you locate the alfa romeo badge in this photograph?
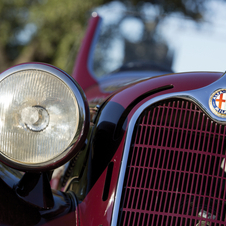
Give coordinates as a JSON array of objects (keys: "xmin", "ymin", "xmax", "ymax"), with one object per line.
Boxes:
[{"xmin": 209, "ymin": 89, "xmax": 226, "ymax": 117}]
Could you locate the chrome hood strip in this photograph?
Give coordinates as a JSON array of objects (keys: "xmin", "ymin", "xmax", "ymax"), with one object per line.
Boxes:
[{"xmin": 111, "ymin": 71, "xmax": 226, "ymax": 226}]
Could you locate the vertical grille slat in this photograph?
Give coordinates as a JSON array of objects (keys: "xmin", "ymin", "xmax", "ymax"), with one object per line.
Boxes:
[{"xmin": 118, "ymin": 99, "xmax": 226, "ymax": 226}]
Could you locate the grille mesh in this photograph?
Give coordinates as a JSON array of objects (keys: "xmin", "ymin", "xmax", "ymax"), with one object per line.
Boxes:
[{"xmin": 118, "ymin": 99, "xmax": 226, "ymax": 226}]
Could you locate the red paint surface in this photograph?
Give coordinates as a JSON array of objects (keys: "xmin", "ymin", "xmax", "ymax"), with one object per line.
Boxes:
[
  {"xmin": 108, "ymin": 72, "xmax": 222, "ymax": 108},
  {"xmin": 86, "ymin": 72, "xmax": 222, "ymax": 107},
  {"xmin": 78, "ymin": 71, "xmax": 223, "ymax": 225},
  {"xmin": 42, "ymin": 212, "xmax": 77, "ymax": 226},
  {"xmin": 72, "ymin": 15, "xmax": 99, "ymax": 90},
  {"xmin": 78, "ymin": 136, "xmax": 126, "ymax": 226}
]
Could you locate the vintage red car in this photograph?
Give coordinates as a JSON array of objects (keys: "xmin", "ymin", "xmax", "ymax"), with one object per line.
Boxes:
[{"xmin": 0, "ymin": 4, "xmax": 226, "ymax": 226}]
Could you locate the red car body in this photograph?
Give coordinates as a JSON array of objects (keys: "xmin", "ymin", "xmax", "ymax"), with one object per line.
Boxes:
[{"xmin": 0, "ymin": 12, "xmax": 226, "ymax": 226}]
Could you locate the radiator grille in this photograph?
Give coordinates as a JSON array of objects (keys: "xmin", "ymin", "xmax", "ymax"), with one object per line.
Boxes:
[{"xmin": 118, "ymin": 99, "xmax": 226, "ymax": 226}]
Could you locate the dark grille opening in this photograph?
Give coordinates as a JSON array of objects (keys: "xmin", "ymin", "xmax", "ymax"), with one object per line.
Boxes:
[{"xmin": 117, "ymin": 99, "xmax": 226, "ymax": 226}]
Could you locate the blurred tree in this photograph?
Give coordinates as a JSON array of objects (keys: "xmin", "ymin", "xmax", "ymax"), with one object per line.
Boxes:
[
  {"xmin": 0, "ymin": 0, "xmax": 109, "ymax": 73},
  {"xmin": 131, "ymin": 0, "xmax": 206, "ymax": 21},
  {"xmin": 0, "ymin": 0, "xmax": 220, "ymax": 74}
]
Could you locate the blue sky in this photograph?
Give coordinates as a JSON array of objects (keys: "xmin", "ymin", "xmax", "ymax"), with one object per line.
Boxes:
[{"xmin": 160, "ymin": 0, "xmax": 226, "ymax": 72}]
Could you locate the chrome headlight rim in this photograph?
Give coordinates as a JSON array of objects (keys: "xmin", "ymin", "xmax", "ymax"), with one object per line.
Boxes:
[{"xmin": 0, "ymin": 63, "xmax": 89, "ymax": 172}]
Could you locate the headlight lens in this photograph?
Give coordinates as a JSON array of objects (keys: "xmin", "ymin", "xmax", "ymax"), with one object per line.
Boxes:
[{"xmin": 0, "ymin": 64, "xmax": 89, "ymax": 171}]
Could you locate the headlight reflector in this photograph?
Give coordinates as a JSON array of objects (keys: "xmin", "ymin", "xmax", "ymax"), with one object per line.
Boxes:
[{"xmin": 0, "ymin": 64, "xmax": 89, "ymax": 171}]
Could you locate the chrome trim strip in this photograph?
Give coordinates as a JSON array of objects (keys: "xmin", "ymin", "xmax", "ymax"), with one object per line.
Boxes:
[{"xmin": 111, "ymin": 71, "xmax": 226, "ymax": 225}]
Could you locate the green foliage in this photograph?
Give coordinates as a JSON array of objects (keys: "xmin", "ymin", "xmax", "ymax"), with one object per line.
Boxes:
[{"xmin": 0, "ymin": 0, "xmax": 108, "ymax": 73}]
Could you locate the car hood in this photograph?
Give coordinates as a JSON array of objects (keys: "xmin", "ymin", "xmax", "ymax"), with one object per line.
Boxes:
[{"xmin": 84, "ymin": 71, "xmax": 223, "ymax": 107}]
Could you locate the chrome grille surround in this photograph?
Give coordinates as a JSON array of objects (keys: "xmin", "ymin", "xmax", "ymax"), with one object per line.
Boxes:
[{"xmin": 111, "ymin": 72, "xmax": 226, "ymax": 226}]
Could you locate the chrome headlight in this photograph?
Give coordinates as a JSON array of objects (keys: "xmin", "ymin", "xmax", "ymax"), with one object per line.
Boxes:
[{"xmin": 0, "ymin": 63, "xmax": 89, "ymax": 171}]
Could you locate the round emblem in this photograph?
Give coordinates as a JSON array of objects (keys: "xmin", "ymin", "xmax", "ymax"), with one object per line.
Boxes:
[{"xmin": 209, "ymin": 89, "xmax": 226, "ymax": 117}]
